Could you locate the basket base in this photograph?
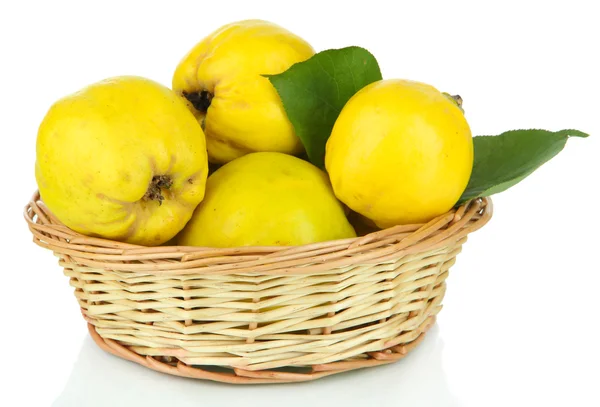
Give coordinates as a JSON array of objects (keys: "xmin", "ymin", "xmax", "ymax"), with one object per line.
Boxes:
[{"xmin": 87, "ymin": 316, "xmax": 435, "ymax": 384}]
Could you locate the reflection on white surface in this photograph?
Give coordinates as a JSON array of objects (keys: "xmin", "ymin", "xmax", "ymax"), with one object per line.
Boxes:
[{"xmin": 53, "ymin": 324, "xmax": 461, "ymax": 407}]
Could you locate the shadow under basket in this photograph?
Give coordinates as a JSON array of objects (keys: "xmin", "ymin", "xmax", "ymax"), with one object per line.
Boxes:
[{"xmin": 24, "ymin": 191, "xmax": 492, "ymax": 384}]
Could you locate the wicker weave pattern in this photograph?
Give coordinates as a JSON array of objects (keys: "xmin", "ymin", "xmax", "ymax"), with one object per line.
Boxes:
[{"xmin": 25, "ymin": 192, "xmax": 492, "ymax": 383}]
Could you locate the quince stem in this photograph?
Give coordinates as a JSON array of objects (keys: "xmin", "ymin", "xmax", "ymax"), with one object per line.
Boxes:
[
  {"xmin": 450, "ymin": 94, "xmax": 463, "ymax": 107},
  {"xmin": 442, "ymin": 92, "xmax": 464, "ymax": 112}
]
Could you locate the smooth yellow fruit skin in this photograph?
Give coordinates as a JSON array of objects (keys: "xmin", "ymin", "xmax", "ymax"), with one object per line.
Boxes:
[
  {"xmin": 325, "ymin": 79, "xmax": 473, "ymax": 227},
  {"xmin": 172, "ymin": 19, "xmax": 315, "ymax": 164},
  {"xmin": 177, "ymin": 152, "xmax": 356, "ymax": 248},
  {"xmin": 35, "ymin": 76, "xmax": 209, "ymax": 246}
]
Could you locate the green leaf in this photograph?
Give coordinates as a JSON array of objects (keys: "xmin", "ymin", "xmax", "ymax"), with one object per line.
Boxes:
[
  {"xmin": 458, "ymin": 129, "xmax": 589, "ymax": 203},
  {"xmin": 267, "ymin": 46, "xmax": 382, "ymax": 168}
]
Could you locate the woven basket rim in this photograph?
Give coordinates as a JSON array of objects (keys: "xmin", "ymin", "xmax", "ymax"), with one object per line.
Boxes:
[{"xmin": 24, "ymin": 190, "xmax": 492, "ymax": 276}]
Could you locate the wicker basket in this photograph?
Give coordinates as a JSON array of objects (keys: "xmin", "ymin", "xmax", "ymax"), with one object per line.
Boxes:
[{"xmin": 25, "ymin": 191, "xmax": 492, "ymax": 384}]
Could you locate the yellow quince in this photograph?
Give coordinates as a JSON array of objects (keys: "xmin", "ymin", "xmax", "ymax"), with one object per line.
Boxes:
[
  {"xmin": 172, "ymin": 19, "xmax": 315, "ymax": 164},
  {"xmin": 177, "ymin": 152, "xmax": 356, "ymax": 247},
  {"xmin": 35, "ymin": 76, "xmax": 209, "ymax": 245},
  {"xmin": 325, "ymin": 79, "xmax": 473, "ymax": 227}
]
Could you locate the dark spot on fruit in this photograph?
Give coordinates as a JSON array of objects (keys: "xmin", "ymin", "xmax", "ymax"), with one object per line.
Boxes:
[
  {"xmin": 143, "ymin": 175, "xmax": 173, "ymax": 205},
  {"xmin": 183, "ymin": 90, "xmax": 213, "ymax": 112},
  {"xmin": 120, "ymin": 171, "xmax": 131, "ymax": 182}
]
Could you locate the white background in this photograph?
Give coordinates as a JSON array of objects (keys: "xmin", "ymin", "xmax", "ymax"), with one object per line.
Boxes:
[{"xmin": 1, "ymin": 1, "xmax": 599, "ymax": 406}]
